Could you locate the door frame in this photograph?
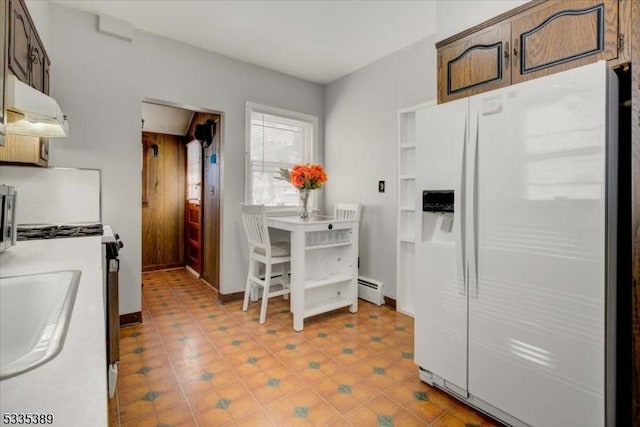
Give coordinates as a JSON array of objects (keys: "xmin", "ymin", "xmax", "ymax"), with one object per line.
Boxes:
[{"xmin": 142, "ymin": 97, "xmax": 224, "ymax": 290}]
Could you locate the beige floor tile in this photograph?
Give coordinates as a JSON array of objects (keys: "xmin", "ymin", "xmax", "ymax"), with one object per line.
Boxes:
[
  {"xmin": 264, "ymin": 387, "xmax": 340, "ymax": 426},
  {"xmin": 344, "ymin": 395, "xmax": 424, "ymax": 426},
  {"xmin": 241, "ymin": 368, "xmax": 307, "ymax": 405},
  {"xmin": 223, "ymin": 408, "xmax": 277, "ymax": 426},
  {"xmin": 190, "ymin": 381, "xmax": 259, "ymax": 421},
  {"xmin": 314, "ymin": 368, "xmax": 380, "ymax": 414},
  {"xmin": 112, "ymin": 268, "xmax": 497, "ymax": 427}
]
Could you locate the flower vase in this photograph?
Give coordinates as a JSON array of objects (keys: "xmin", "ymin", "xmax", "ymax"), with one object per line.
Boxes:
[{"xmin": 299, "ymin": 189, "xmax": 311, "ymax": 220}]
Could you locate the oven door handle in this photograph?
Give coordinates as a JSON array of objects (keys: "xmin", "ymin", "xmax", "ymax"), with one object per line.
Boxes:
[
  {"xmin": 11, "ymin": 191, "xmax": 17, "ymax": 246},
  {"xmin": 107, "ymin": 259, "xmax": 120, "ymax": 365}
]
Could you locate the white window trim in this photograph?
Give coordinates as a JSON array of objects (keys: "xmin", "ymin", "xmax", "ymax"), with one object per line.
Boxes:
[{"xmin": 244, "ymin": 101, "xmax": 319, "ymax": 212}]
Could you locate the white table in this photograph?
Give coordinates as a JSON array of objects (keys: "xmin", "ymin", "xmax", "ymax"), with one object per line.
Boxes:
[{"xmin": 266, "ymin": 215, "xmax": 359, "ymax": 331}]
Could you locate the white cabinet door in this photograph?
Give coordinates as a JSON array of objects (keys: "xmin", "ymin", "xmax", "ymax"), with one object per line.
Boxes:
[
  {"xmin": 468, "ymin": 62, "xmax": 611, "ymax": 426},
  {"xmin": 414, "ymin": 98, "xmax": 468, "ymax": 392}
]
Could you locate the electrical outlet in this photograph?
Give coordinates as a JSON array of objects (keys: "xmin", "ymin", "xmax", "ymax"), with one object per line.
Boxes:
[{"xmin": 378, "ymin": 181, "xmax": 385, "ymax": 193}]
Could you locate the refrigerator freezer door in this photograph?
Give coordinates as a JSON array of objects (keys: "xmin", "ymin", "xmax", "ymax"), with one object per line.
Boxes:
[
  {"xmin": 468, "ymin": 62, "xmax": 613, "ymax": 426},
  {"xmin": 414, "ymin": 98, "xmax": 468, "ymax": 392}
]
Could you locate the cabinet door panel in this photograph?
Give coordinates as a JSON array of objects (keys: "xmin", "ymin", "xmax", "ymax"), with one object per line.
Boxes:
[
  {"xmin": 512, "ymin": 0, "xmax": 618, "ymax": 84},
  {"xmin": 185, "ymin": 201, "xmax": 202, "ymax": 274},
  {"xmin": 8, "ymin": 0, "xmax": 30, "ymax": 83},
  {"xmin": 29, "ymin": 38, "xmax": 46, "ymax": 92},
  {"xmin": 0, "ymin": 134, "xmax": 47, "ymax": 166},
  {"xmin": 1, "ymin": 0, "xmax": 6, "ymax": 139},
  {"xmin": 438, "ymin": 22, "xmax": 510, "ymax": 103},
  {"xmin": 43, "ymin": 59, "xmax": 50, "ymax": 95}
]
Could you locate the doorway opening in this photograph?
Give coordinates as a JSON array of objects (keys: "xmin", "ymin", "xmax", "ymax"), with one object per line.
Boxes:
[{"xmin": 140, "ymin": 100, "xmax": 222, "ymax": 290}]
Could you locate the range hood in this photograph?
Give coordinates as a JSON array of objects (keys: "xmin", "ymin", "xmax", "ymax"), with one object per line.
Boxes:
[{"xmin": 5, "ymin": 75, "xmax": 69, "ymax": 138}]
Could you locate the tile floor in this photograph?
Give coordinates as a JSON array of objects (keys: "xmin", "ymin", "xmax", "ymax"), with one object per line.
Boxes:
[{"xmin": 109, "ymin": 268, "xmax": 499, "ymax": 426}]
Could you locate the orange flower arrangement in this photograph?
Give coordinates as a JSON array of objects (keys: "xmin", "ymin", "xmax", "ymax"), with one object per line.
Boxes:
[
  {"xmin": 278, "ymin": 164, "xmax": 328, "ymax": 190},
  {"xmin": 276, "ymin": 164, "xmax": 327, "ymax": 219}
]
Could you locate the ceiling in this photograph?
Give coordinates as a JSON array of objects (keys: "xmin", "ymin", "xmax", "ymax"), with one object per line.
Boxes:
[
  {"xmin": 53, "ymin": 0, "xmax": 437, "ymax": 84},
  {"xmin": 141, "ymin": 102, "xmax": 195, "ymax": 136}
]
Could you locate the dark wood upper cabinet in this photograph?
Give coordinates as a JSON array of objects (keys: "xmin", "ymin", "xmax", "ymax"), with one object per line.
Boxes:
[
  {"xmin": 1, "ymin": 0, "xmax": 6, "ymax": 143},
  {"xmin": 512, "ymin": 0, "xmax": 619, "ymax": 84},
  {"xmin": 436, "ymin": 0, "xmax": 626, "ymax": 103},
  {"xmin": 7, "ymin": 0, "xmax": 50, "ymax": 93},
  {"xmin": 29, "ymin": 39, "xmax": 48, "ymax": 93},
  {"xmin": 1, "ymin": 0, "xmax": 51, "ymax": 167},
  {"xmin": 43, "ymin": 59, "xmax": 50, "ymax": 95},
  {"xmin": 438, "ymin": 22, "xmax": 511, "ymax": 103},
  {"xmin": 8, "ymin": 0, "xmax": 30, "ymax": 83}
]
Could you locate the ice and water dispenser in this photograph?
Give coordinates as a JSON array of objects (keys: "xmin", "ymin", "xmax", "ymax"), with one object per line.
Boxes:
[
  {"xmin": 422, "ymin": 190, "xmax": 454, "ymax": 213},
  {"xmin": 421, "ymin": 190, "xmax": 455, "ymax": 243}
]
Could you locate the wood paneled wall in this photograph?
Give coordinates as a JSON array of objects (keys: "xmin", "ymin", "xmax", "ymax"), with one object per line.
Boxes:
[
  {"xmin": 185, "ymin": 113, "xmax": 221, "ymax": 290},
  {"xmin": 142, "ymin": 131, "xmax": 186, "ymax": 271}
]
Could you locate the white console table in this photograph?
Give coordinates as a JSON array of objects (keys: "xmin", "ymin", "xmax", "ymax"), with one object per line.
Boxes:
[{"xmin": 266, "ymin": 215, "xmax": 359, "ymax": 331}]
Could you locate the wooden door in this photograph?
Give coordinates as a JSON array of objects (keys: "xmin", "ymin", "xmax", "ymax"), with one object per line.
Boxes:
[
  {"xmin": 141, "ymin": 132, "xmax": 186, "ymax": 271},
  {"xmin": 8, "ymin": 0, "xmax": 30, "ymax": 84},
  {"xmin": 511, "ymin": 0, "xmax": 619, "ymax": 84},
  {"xmin": 185, "ymin": 201, "xmax": 202, "ymax": 273},
  {"xmin": 201, "ymin": 135, "xmax": 220, "ymax": 289},
  {"xmin": 186, "ymin": 113, "xmax": 221, "ymax": 290},
  {"xmin": 438, "ymin": 22, "xmax": 511, "ymax": 103}
]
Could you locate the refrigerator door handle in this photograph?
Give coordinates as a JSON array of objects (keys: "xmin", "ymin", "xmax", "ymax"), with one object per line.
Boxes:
[
  {"xmin": 456, "ymin": 114, "xmax": 467, "ymax": 296},
  {"xmin": 469, "ymin": 110, "xmax": 479, "ymax": 299}
]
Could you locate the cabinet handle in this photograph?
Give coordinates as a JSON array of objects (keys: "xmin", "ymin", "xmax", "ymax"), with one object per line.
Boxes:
[
  {"xmin": 30, "ymin": 46, "xmax": 41, "ymax": 65},
  {"xmin": 513, "ymin": 38, "xmax": 518, "ymax": 67},
  {"xmin": 504, "ymin": 41, "xmax": 510, "ymax": 68}
]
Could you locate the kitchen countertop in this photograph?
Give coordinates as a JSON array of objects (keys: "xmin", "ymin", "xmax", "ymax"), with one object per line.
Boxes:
[{"xmin": 0, "ymin": 237, "xmax": 107, "ymax": 427}]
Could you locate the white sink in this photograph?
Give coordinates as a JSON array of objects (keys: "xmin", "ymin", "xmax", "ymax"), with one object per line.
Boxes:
[{"xmin": 0, "ymin": 270, "xmax": 81, "ymax": 380}]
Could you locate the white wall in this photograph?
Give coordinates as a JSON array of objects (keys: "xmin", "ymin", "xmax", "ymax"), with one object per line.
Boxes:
[
  {"xmin": 324, "ymin": 35, "xmax": 437, "ymax": 299},
  {"xmin": 436, "ymin": 0, "xmax": 529, "ymax": 41},
  {"xmin": 24, "ymin": 1, "xmax": 51, "ymax": 52},
  {"xmin": 323, "ymin": 0, "xmax": 529, "ymax": 301},
  {"xmin": 43, "ymin": 4, "xmax": 323, "ymax": 315},
  {"xmin": 27, "ymin": 0, "xmax": 532, "ymax": 312}
]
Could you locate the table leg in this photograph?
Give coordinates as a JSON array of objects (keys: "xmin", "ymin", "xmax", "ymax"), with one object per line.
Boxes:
[{"xmin": 290, "ymin": 228, "xmax": 305, "ymax": 331}]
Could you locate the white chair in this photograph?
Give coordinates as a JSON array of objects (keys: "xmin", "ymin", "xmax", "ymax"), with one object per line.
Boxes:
[
  {"xmin": 240, "ymin": 204, "xmax": 291, "ymax": 324},
  {"xmin": 334, "ymin": 203, "xmax": 361, "ymax": 220}
]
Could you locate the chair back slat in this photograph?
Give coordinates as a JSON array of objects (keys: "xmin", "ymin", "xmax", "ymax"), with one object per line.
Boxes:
[
  {"xmin": 334, "ymin": 203, "xmax": 361, "ymax": 221},
  {"xmin": 241, "ymin": 204, "xmax": 270, "ymax": 250}
]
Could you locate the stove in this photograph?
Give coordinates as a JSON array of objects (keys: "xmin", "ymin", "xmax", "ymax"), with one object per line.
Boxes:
[{"xmin": 17, "ymin": 223, "xmax": 104, "ymax": 241}]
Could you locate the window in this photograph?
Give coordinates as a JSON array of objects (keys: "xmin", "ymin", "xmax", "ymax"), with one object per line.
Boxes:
[
  {"xmin": 245, "ymin": 102, "xmax": 317, "ymax": 207},
  {"xmin": 186, "ymin": 140, "xmax": 202, "ymax": 202}
]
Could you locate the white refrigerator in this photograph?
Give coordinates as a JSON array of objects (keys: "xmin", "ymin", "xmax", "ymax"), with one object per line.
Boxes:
[{"xmin": 414, "ymin": 61, "xmax": 618, "ymax": 427}]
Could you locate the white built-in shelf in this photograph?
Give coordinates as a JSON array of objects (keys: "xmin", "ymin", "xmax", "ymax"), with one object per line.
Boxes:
[
  {"xmin": 304, "ymin": 273, "xmax": 353, "ymax": 290},
  {"xmin": 304, "ymin": 296, "xmax": 352, "ymax": 318},
  {"xmin": 398, "ymin": 101, "xmax": 433, "ymax": 318},
  {"xmin": 305, "ymin": 242, "xmax": 352, "ymax": 251}
]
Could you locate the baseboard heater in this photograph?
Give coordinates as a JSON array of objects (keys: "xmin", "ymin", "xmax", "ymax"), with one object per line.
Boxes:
[{"xmin": 357, "ymin": 276, "xmax": 384, "ymax": 305}]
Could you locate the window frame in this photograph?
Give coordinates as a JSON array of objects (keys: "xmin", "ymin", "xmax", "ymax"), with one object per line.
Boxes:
[
  {"xmin": 186, "ymin": 139, "xmax": 202, "ymax": 202},
  {"xmin": 244, "ymin": 101, "xmax": 319, "ymax": 212}
]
